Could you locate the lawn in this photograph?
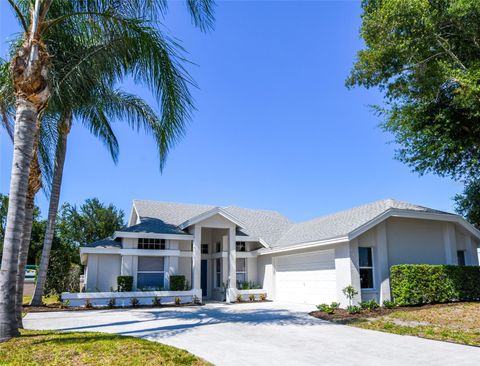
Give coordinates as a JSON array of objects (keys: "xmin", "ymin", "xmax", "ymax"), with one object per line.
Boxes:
[
  {"xmin": 350, "ymin": 302, "xmax": 480, "ymax": 347},
  {"xmin": 0, "ymin": 329, "xmax": 210, "ymax": 366},
  {"xmin": 23, "ymin": 295, "xmax": 59, "ymax": 305}
]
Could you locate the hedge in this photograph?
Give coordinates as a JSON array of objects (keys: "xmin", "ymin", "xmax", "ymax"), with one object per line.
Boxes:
[
  {"xmin": 170, "ymin": 275, "xmax": 186, "ymax": 291},
  {"xmin": 117, "ymin": 276, "xmax": 133, "ymax": 292},
  {"xmin": 390, "ymin": 264, "xmax": 480, "ymax": 305}
]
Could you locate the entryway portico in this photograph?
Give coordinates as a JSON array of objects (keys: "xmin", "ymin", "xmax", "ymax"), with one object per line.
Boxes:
[{"xmin": 183, "ymin": 207, "xmax": 257, "ymax": 302}]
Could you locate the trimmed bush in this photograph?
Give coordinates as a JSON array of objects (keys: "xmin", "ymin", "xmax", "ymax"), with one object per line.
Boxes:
[
  {"xmin": 170, "ymin": 275, "xmax": 186, "ymax": 291},
  {"xmin": 382, "ymin": 300, "xmax": 396, "ymax": 309},
  {"xmin": 390, "ymin": 264, "xmax": 480, "ymax": 305},
  {"xmin": 359, "ymin": 299, "xmax": 379, "ymax": 311},
  {"xmin": 117, "ymin": 276, "xmax": 133, "ymax": 292}
]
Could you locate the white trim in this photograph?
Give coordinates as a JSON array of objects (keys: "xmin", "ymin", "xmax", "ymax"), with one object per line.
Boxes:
[
  {"xmin": 80, "ymin": 247, "xmax": 182, "ymax": 257},
  {"xmin": 258, "ymin": 236, "xmax": 349, "ymax": 255},
  {"xmin": 128, "ymin": 201, "xmax": 140, "ymax": 227},
  {"xmin": 113, "ymin": 231, "xmax": 193, "ymax": 240},
  {"xmin": 178, "ymin": 207, "xmax": 246, "ymax": 230}
]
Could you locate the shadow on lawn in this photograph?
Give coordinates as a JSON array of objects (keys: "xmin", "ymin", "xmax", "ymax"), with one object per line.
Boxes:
[{"xmin": 51, "ymin": 305, "xmax": 332, "ymax": 339}]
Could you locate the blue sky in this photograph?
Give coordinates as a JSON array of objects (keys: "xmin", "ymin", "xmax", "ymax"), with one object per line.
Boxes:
[{"xmin": 0, "ymin": 1, "xmax": 463, "ymax": 223}]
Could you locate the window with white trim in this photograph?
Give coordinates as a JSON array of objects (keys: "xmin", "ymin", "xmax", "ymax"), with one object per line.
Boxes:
[
  {"xmin": 236, "ymin": 258, "xmax": 247, "ymax": 284},
  {"xmin": 215, "ymin": 258, "xmax": 221, "ymax": 288},
  {"xmin": 201, "ymin": 244, "xmax": 209, "ymax": 254},
  {"xmin": 236, "ymin": 242, "xmax": 246, "ymax": 252},
  {"xmin": 137, "ymin": 256, "xmax": 164, "ymax": 290},
  {"xmin": 138, "ymin": 238, "xmax": 165, "ymax": 250},
  {"xmin": 359, "ymin": 247, "xmax": 374, "ymax": 289}
]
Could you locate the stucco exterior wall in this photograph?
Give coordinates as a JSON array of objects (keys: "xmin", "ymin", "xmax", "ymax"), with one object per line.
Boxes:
[
  {"xmin": 85, "ymin": 254, "xmax": 121, "ymax": 291},
  {"xmin": 385, "ymin": 217, "xmax": 446, "ymax": 265}
]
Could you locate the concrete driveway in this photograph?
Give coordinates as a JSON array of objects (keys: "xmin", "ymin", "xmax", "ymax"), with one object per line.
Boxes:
[{"xmin": 24, "ymin": 302, "xmax": 479, "ymax": 366}]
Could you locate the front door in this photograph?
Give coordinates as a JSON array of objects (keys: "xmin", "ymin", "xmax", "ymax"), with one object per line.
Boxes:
[{"xmin": 201, "ymin": 260, "xmax": 208, "ymax": 297}]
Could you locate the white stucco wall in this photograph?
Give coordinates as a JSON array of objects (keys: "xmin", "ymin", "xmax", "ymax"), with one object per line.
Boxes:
[{"xmin": 85, "ymin": 254, "xmax": 121, "ymax": 291}]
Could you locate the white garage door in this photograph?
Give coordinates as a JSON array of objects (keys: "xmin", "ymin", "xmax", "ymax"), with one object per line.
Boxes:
[{"xmin": 274, "ymin": 250, "xmax": 336, "ymax": 305}]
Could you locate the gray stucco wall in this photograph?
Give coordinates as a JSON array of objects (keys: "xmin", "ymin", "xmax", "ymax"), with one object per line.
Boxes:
[{"xmin": 386, "ymin": 217, "xmax": 446, "ymax": 265}]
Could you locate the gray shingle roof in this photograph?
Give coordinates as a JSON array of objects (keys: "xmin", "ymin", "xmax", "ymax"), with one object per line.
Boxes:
[
  {"xmin": 274, "ymin": 199, "xmax": 453, "ymax": 247},
  {"xmin": 84, "ymin": 237, "xmax": 121, "ymax": 248},
  {"xmin": 128, "ymin": 198, "xmax": 455, "ymax": 248}
]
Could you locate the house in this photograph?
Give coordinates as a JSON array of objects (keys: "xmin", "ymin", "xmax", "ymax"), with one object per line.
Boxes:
[{"xmin": 80, "ymin": 198, "xmax": 480, "ymax": 307}]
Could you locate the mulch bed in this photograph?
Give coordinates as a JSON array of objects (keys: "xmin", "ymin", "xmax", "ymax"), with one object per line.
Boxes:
[{"xmin": 309, "ymin": 302, "xmax": 466, "ymax": 323}]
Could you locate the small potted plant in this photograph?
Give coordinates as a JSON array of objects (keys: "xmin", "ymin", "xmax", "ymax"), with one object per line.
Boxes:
[{"xmin": 248, "ymin": 294, "xmax": 255, "ymax": 302}]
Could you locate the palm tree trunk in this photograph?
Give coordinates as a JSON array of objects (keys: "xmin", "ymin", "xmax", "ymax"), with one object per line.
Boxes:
[
  {"xmin": 31, "ymin": 112, "xmax": 72, "ymax": 306},
  {"xmin": 0, "ymin": 98, "xmax": 38, "ymax": 341},
  {"xmin": 15, "ymin": 152, "xmax": 42, "ymax": 328},
  {"xmin": 0, "ymin": 20, "xmax": 50, "ymax": 339}
]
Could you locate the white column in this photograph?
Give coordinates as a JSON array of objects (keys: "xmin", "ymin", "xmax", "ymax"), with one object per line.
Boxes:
[
  {"xmin": 192, "ymin": 225, "xmax": 202, "ymax": 290},
  {"xmin": 226, "ymin": 227, "xmax": 237, "ymax": 302},
  {"xmin": 335, "ymin": 241, "xmax": 361, "ymax": 307},
  {"xmin": 443, "ymin": 223, "xmax": 457, "ymax": 264},
  {"xmin": 376, "ymin": 222, "xmax": 391, "ymax": 303},
  {"xmin": 465, "ymin": 235, "xmax": 479, "ymax": 266},
  {"xmin": 121, "ymin": 255, "xmax": 134, "ymax": 276}
]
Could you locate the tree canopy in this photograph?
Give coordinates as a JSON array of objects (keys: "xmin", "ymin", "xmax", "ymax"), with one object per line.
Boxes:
[
  {"xmin": 347, "ymin": 0, "xmax": 480, "ymax": 182},
  {"xmin": 57, "ymin": 198, "xmax": 125, "ymax": 247}
]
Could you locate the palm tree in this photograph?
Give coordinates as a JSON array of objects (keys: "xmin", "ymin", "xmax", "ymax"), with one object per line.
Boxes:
[{"xmin": 1, "ymin": 0, "xmax": 214, "ymax": 339}]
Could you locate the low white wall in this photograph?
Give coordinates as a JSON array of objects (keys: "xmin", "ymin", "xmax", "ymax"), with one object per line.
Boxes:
[
  {"xmin": 236, "ymin": 289, "xmax": 267, "ymax": 301},
  {"xmin": 62, "ymin": 289, "xmax": 202, "ymax": 307}
]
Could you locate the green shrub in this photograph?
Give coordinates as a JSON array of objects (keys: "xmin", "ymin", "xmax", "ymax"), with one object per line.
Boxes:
[
  {"xmin": 237, "ymin": 281, "xmax": 262, "ymax": 290},
  {"xmin": 248, "ymin": 294, "xmax": 255, "ymax": 302},
  {"xmin": 117, "ymin": 276, "xmax": 133, "ymax": 292},
  {"xmin": 360, "ymin": 299, "xmax": 379, "ymax": 311},
  {"xmin": 175, "ymin": 296, "xmax": 181, "ymax": 305},
  {"xmin": 236, "ymin": 294, "xmax": 243, "ymax": 302},
  {"xmin": 330, "ymin": 302, "xmax": 340, "ymax": 310},
  {"xmin": 170, "ymin": 275, "xmax": 186, "ymax": 291},
  {"xmin": 347, "ymin": 305, "xmax": 361, "ymax": 314},
  {"xmin": 130, "ymin": 297, "xmax": 139, "ymax": 307},
  {"xmin": 317, "ymin": 303, "xmax": 334, "ymax": 314},
  {"xmin": 382, "ymin": 300, "xmax": 396, "ymax": 309},
  {"xmin": 85, "ymin": 299, "xmax": 93, "ymax": 309},
  {"xmin": 390, "ymin": 264, "xmax": 480, "ymax": 306},
  {"xmin": 108, "ymin": 298, "xmax": 116, "ymax": 308},
  {"xmin": 152, "ymin": 296, "xmax": 161, "ymax": 307},
  {"xmin": 259, "ymin": 293, "xmax": 267, "ymax": 301}
]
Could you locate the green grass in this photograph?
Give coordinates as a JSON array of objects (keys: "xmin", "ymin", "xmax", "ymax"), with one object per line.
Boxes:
[
  {"xmin": 0, "ymin": 330, "xmax": 210, "ymax": 366},
  {"xmin": 351, "ymin": 302, "xmax": 480, "ymax": 347},
  {"xmin": 22, "ymin": 295, "xmax": 59, "ymax": 305}
]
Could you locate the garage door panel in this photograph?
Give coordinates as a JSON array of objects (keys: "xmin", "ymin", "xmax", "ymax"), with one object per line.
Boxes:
[{"xmin": 275, "ymin": 250, "xmax": 336, "ymax": 305}]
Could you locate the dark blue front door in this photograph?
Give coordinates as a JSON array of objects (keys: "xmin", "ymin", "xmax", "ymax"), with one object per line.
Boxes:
[{"xmin": 201, "ymin": 260, "xmax": 208, "ymax": 297}]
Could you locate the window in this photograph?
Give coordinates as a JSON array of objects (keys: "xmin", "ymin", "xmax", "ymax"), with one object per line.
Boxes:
[
  {"xmin": 359, "ymin": 247, "xmax": 374, "ymax": 289},
  {"xmin": 138, "ymin": 238, "xmax": 165, "ymax": 250},
  {"xmin": 236, "ymin": 258, "xmax": 246, "ymax": 284},
  {"xmin": 201, "ymin": 244, "xmax": 209, "ymax": 254},
  {"xmin": 216, "ymin": 242, "xmax": 221, "ymax": 253},
  {"xmin": 137, "ymin": 256, "xmax": 164, "ymax": 290},
  {"xmin": 457, "ymin": 250, "xmax": 466, "ymax": 266},
  {"xmin": 236, "ymin": 242, "xmax": 246, "ymax": 252},
  {"xmin": 215, "ymin": 258, "xmax": 221, "ymax": 287}
]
